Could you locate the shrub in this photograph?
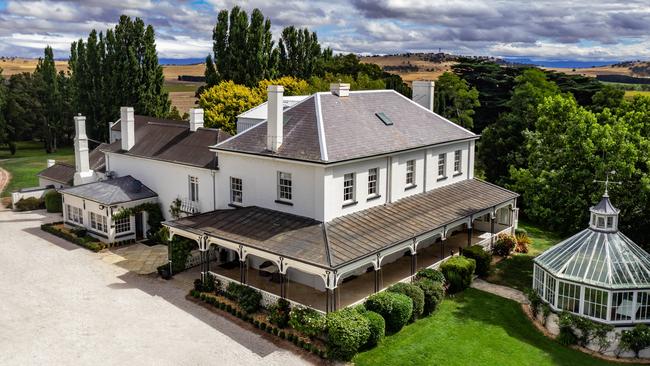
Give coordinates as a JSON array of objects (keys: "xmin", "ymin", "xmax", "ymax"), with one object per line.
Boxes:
[
  {"xmin": 193, "ymin": 279, "xmax": 204, "ymax": 292},
  {"xmin": 364, "ymin": 291, "xmax": 412, "ymax": 333},
  {"xmin": 326, "ymin": 308, "xmax": 370, "ymax": 361},
  {"xmin": 461, "ymin": 245, "xmax": 492, "ymax": 277},
  {"xmin": 357, "ymin": 309, "xmax": 385, "ymax": 349},
  {"xmin": 260, "ymin": 322, "xmax": 267, "ymax": 331},
  {"xmin": 415, "ymin": 268, "xmax": 445, "ymax": 284},
  {"xmin": 526, "ymin": 289, "xmax": 542, "ymax": 318},
  {"xmin": 439, "ymin": 256, "xmax": 476, "ymax": 293},
  {"xmin": 289, "ymin": 307, "xmax": 326, "ymax": 338},
  {"xmin": 492, "ymin": 234, "xmax": 516, "ymax": 257},
  {"xmin": 387, "ymin": 282, "xmax": 425, "ymax": 321},
  {"xmin": 226, "ymin": 282, "xmax": 262, "ymax": 313},
  {"xmin": 515, "ymin": 233, "xmax": 531, "ymax": 253},
  {"xmin": 268, "ymin": 298, "xmax": 291, "ymax": 328},
  {"xmin": 279, "ymin": 330, "xmax": 286, "ymax": 339},
  {"xmin": 514, "ymin": 227, "xmax": 527, "ymax": 236},
  {"xmin": 557, "ymin": 312, "xmax": 578, "ymax": 346},
  {"xmin": 44, "ymin": 190, "xmax": 62, "ymax": 213},
  {"xmin": 202, "ymin": 275, "xmax": 216, "ymax": 292},
  {"xmin": 415, "ymin": 279, "xmax": 445, "ymax": 315},
  {"xmin": 15, "ymin": 197, "xmax": 44, "ymax": 211},
  {"xmin": 618, "ymin": 325, "xmax": 650, "ymax": 358}
]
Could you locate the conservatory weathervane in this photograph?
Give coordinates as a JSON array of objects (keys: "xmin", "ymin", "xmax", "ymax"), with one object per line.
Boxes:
[{"xmin": 594, "ymin": 170, "xmax": 621, "ymax": 196}]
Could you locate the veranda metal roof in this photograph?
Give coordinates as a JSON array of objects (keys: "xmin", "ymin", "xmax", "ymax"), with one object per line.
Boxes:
[{"xmin": 534, "ymin": 228, "xmax": 650, "ymax": 289}]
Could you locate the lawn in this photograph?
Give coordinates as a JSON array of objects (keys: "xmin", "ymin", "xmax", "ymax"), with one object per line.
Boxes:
[
  {"xmin": 0, "ymin": 141, "xmax": 74, "ymax": 196},
  {"xmin": 486, "ymin": 221, "xmax": 562, "ymax": 292},
  {"xmin": 163, "ymin": 81, "xmax": 202, "ymax": 93},
  {"xmin": 354, "ymin": 288, "xmax": 627, "ymax": 366}
]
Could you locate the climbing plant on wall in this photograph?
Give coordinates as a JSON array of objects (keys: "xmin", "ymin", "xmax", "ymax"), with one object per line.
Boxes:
[{"xmin": 111, "ymin": 202, "xmax": 164, "ymax": 235}]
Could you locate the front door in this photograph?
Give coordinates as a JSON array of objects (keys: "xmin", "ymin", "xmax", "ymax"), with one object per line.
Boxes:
[{"xmin": 135, "ymin": 212, "xmax": 144, "ymax": 240}]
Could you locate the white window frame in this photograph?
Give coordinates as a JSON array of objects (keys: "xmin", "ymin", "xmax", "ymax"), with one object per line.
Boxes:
[
  {"xmin": 114, "ymin": 216, "xmax": 131, "ymax": 234},
  {"xmin": 277, "ymin": 172, "xmax": 292, "ymax": 201},
  {"xmin": 583, "ymin": 286, "xmax": 608, "ymax": 320},
  {"xmin": 557, "ymin": 281, "xmax": 580, "ymax": 313},
  {"xmin": 368, "ymin": 168, "xmax": 378, "ymax": 197},
  {"xmin": 438, "ymin": 153, "xmax": 446, "ymax": 179},
  {"xmin": 637, "ymin": 291, "xmax": 650, "ymax": 320},
  {"xmin": 453, "ymin": 150, "xmax": 462, "ymax": 174},
  {"xmin": 406, "ymin": 160, "xmax": 415, "ymax": 187},
  {"xmin": 90, "ymin": 212, "xmax": 107, "ymax": 233},
  {"xmin": 343, "ymin": 173, "xmax": 355, "ymax": 204},
  {"xmin": 66, "ymin": 204, "xmax": 84, "ymax": 225},
  {"xmin": 230, "ymin": 177, "xmax": 243, "ymax": 204},
  {"xmin": 611, "ymin": 291, "xmax": 634, "ymax": 321},
  {"xmin": 545, "ymin": 275, "xmax": 556, "ymax": 306},
  {"xmin": 189, "ymin": 176, "xmax": 199, "ymax": 202}
]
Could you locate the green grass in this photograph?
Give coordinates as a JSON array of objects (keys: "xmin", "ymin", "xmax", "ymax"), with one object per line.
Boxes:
[
  {"xmin": 0, "ymin": 141, "xmax": 74, "ymax": 196},
  {"xmin": 354, "ymin": 289, "xmax": 628, "ymax": 366},
  {"xmin": 625, "ymin": 90, "xmax": 650, "ymax": 99},
  {"xmin": 163, "ymin": 81, "xmax": 201, "ymax": 93},
  {"xmin": 486, "ymin": 221, "xmax": 562, "ymax": 292}
]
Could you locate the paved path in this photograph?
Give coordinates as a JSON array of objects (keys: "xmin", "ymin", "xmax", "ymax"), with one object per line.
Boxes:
[
  {"xmin": 99, "ymin": 243, "xmax": 168, "ymax": 275},
  {"xmin": 0, "ymin": 209, "xmax": 315, "ymax": 366},
  {"xmin": 471, "ymin": 278, "xmax": 529, "ymax": 304}
]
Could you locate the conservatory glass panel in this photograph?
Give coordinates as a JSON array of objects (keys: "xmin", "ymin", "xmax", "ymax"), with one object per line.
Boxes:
[
  {"xmin": 583, "ymin": 287, "xmax": 608, "ymax": 320},
  {"xmin": 534, "ymin": 266, "xmax": 545, "ymax": 297},
  {"xmin": 611, "ymin": 292, "xmax": 635, "ymax": 321},
  {"xmin": 637, "ymin": 292, "xmax": 650, "ymax": 320},
  {"xmin": 545, "ymin": 275, "xmax": 556, "ymax": 306},
  {"xmin": 558, "ymin": 282, "xmax": 580, "ymax": 313}
]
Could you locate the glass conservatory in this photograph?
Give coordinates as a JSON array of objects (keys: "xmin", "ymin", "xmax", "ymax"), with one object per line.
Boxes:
[{"xmin": 533, "ymin": 192, "xmax": 650, "ymax": 325}]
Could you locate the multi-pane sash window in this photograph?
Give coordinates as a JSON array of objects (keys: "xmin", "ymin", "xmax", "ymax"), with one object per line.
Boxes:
[
  {"xmin": 583, "ymin": 287, "xmax": 608, "ymax": 320},
  {"xmin": 368, "ymin": 168, "xmax": 378, "ymax": 196},
  {"xmin": 67, "ymin": 205, "xmax": 83, "ymax": 225},
  {"xmin": 438, "ymin": 153, "xmax": 446, "ymax": 178},
  {"xmin": 558, "ymin": 282, "xmax": 580, "ymax": 313},
  {"xmin": 406, "ymin": 160, "xmax": 415, "ymax": 186},
  {"xmin": 90, "ymin": 212, "xmax": 107, "ymax": 233},
  {"xmin": 453, "ymin": 150, "xmax": 462, "ymax": 174},
  {"xmin": 189, "ymin": 176, "xmax": 199, "ymax": 202},
  {"xmin": 230, "ymin": 177, "xmax": 243, "ymax": 204},
  {"xmin": 343, "ymin": 173, "xmax": 355, "ymax": 203},
  {"xmin": 115, "ymin": 216, "xmax": 131, "ymax": 234},
  {"xmin": 278, "ymin": 172, "xmax": 292, "ymax": 201}
]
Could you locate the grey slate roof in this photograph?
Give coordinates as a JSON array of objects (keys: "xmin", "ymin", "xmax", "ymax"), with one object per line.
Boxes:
[
  {"xmin": 215, "ymin": 90, "xmax": 478, "ymax": 163},
  {"xmin": 591, "ymin": 195, "xmax": 619, "ymax": 214},
  {"xmin": 37, "ymin": 144, "xmax": 108, "ymax": 184},
  {"xmin": 60, "ymin": 175, "xmax": 157, "ymax": 205},
  {"xmin": 165, "ymin": 179, "xmax": 517, "ymax": 269},
  {"xmin": 103, "ymin": 117, "xmax": 231, "ymax": 169}
]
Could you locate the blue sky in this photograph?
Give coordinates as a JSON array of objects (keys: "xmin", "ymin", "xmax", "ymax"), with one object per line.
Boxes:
[{"xmin": 1, "ymin": 0, "xmax": 649, "ymax": 61}]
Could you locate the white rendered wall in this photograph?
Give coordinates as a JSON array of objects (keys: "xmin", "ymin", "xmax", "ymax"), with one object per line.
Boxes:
[
  {"xmin": 38, "ymin": 177, "xmax": 68, "ymax": 189},
  {"xmin": 107, "ymin": 153, "xmax": 217, "ymax": 219}
]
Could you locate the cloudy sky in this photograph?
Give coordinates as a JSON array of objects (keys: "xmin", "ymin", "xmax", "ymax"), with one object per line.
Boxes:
[{"xmin": 1, "ymin": 0, "xmax": 650, "ymax": 61}]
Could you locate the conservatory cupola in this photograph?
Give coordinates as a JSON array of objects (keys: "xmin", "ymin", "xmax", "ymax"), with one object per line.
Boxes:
[{"xmin": 588, "ymin": 191, "xmax": 619, "ymax": 232}]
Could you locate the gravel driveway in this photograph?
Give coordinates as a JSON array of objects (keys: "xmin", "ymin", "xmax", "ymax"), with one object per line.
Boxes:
[{"xmin": 0, "ymin": 209, "xmax": 316, "ymax": 366}]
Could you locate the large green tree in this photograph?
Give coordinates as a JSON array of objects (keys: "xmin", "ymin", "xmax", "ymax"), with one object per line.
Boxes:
[
  {"xmin": 278, "ymin": 26, "xmax": 323, "ymax": 79},
  {"xmin": 434, "ymin": 72, "xmax": 480, "ymax": 129}
]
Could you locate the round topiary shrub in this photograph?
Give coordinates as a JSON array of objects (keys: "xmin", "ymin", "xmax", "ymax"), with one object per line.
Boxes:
[
  {"xmin": 289, "ymin": 307, "xmax": 326, "ymax": 338},
  {"xmin": 415, "ymin": 279, "xmax": 445, "ymax": 315},
  {"xmin": 357, "ymin": 309, "xmax": 385, "ymax": 349},
  {"xmin": 387, "ymin": 282, "xmax": 425, "ymax": 321},
  {"xmin": 326, "ymin": 308, "xmax": 370, "ymax": 361},
  {"xmin": 492, "ymin": 234, "xmax": 516, "ymax": 257},
  {"xmin": 439, "ymin": 256, "xmax": 476, "ymax": 293},
  {"xmin": 364, "ymin": 291, "xmax": 412, "ymax": 334},
  {"xmin": 415, "ymin": 268, "xmax": 446, "ymax": 284},
  {"xmin": 461, "ymin": 245, "xmax": 492, "ymax": 277},
  {"xmin": 44, "ymin": 190, "xmax": 62, "ymax": 213}
]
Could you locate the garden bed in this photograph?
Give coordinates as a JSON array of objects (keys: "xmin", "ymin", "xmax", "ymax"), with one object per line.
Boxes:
[{"xmin": 41, "ymin": 222, "xmax": 134, "ymax": 252}]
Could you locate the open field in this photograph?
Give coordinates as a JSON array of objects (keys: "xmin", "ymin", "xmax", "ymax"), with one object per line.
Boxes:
[
  {"xmin": 0, "ymin": 141, "xmax": 74, "ymax": 197},
  {"xmin": 163, "ymin": 63, "xmax": 205, "ymax": 81},
  {"xmin": 360, "ymin": 54, "xmax": 454, "ymax": 83},
  {"xmin": 0, "ymin": 58, "xmax": 68, "ymax": 76},
  {"xmin": 354, "ymin": 288, "xmax": 623, "ymax": 366},
  {"xmin": 625, "ymin": 90, "xmax": 650, "ymax": 99}
]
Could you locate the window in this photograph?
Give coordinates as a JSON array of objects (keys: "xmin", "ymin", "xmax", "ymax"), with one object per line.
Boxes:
[
  {"xmin": 612, "ymin": 291, "xmax": 634, "ymax": 321},
  {"xmin": 637, "ymin": 292, "xmax": 650, "ymax": 320},
  {"xmin": 557, "ymin": 282, "xmax": 580, "ymax": 313},
  {"xmin": 583, "ymin": 287, "xmax": 608, "ymax": 320},
  {"xmin": 343, "ymin": 173, "xmax": 355, "ymax": 203},
  {"xmin": 406, "ymin": 160, "xmax": 415, "ymax": 186},
  {"xmin": 533, "ymin": 266, "xmax": 544, "ymax": 297},
  {"xmin": 606, "ymin": 216, "xmax": 613, "ymax": 229},
  {"xmin": 597, "ymin": 216, "xmax": 605, "ymax": 228},
  {"xmin": 115, "ymin": 216, "xmax": 131, "ymax": 234},
  {"xmin": 453, "ymin": 150, "xmax": 462, "ymax": 174},
  {"xmin": 438, "ymin": 153, "xmax": 446, "ymax": 178},
  {"xmin": 368, "ymin": 168, "xmax": 378, "ymax": 196},
  {"xmin": 189, "ymin": 176, "xmax": 199, "ymax": 202},
  {"xmin": 230, "ymin": 177, "xmax": 242, "ymax": 204},
  {"xmin": 545, "ymin": 275, "xmax": 556, "ymax": 306},
  {"xmin": 277, "ymin": 172, "xmax": 292, "ymax": 201},
  {"xmin": 67, "ymin": 205, "xmax": 83, "ymax": 225},
  {"xmin": 90, "ymin": 212, "xmax": 107, "ymax": 233}
]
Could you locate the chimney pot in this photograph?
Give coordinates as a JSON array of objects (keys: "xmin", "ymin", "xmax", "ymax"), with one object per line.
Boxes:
[
  {"xmin": 266, "ymin": 85, "xmax": 284, "ymax": 152},
  {"xmin": 189, "ymin": 108, "xmax": 204, "ymax": 132},
  {"xmin": 120, "ymin": 107, "xmax": 135, "ymax": 151},
  {"xmin": 47, "ymin": 159, "xmax": 55, "ymax": 168},
  {"xmin": 330, "ymin": 83, "xmax": 350, "ymax": 97},
  {"xmin": 412, "ymin": 80, "xmax": 435, "ymax": 111}
]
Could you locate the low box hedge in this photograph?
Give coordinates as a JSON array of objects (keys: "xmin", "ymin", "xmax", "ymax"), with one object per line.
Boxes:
[
  {"xmin": 44, "ymin": 190, "xmax": 62, "ymax": 213},
  {"xmin": 415, "ymin": 278, "xmax": 445, "ymax": 315},
  {"xmin": 415, "ymin": 268, "xmax": 446, "ymax": 284},
  {"xmin": 461, "ymin": 245, "xmax": 492, "ymax": 277},
  {"xmin": 326, "ymin": 308, "xmax": 370, "ymax": 361},
  {"xmin": 440, "ymin": 255, "xmax": 476, "ymax": 293},
  {"xmin": 364, "ymin": 291, "xmax": 413, "ymax": 334},
  {"xmin": 387, "ymin": 282, "xmax": 425, "ymax": 321},
  {"xmin": 41, "ymin": 222, "xmax": 105, "ymax": 252}
]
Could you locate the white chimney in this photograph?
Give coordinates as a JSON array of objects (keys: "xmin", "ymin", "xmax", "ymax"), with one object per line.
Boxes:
[
  {"xmin": 47, "ymin": 159, "xmax": 55, "ymax": 168},
  {"xmin": 267, "ymin": 85, "xmax": 284, "ymax": 152},
  {"xmin": 412, "ymin": 80, "xmax": 435, "ymax": 111},
  {"xmin": 73, "ymin": 114, "xmax": 95, "ymax": 185},
  {"xmin": 330, "ymin": 83, "xmax": 350, "ymax": 97},
  {"xmin": 120, "ymin": 106, "xmax": 135, "ymax": 151},
  {"xmin": 189, "ymin": 108, "xmax": 204, "ymax": 132}
]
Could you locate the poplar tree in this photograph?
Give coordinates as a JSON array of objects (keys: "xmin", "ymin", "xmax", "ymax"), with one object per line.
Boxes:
[
  {"xmin": 34, "ymin": 46, "xmax": 60, "ymax": 152},
  {"xmin": 278, "ymin": 26, "xmax": 323, "ymax": 79}
]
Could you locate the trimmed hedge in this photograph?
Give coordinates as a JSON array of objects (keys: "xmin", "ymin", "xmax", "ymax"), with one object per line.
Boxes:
[
  {"xmin": 41, "ymin": 222, "xmax": 105, "ymax": 251},
  {"xmin": 358, "ymin": 309, "xmax": 385, "ymax": 349},
  {"xmin": 15, "ymin": 197, "xmax": 44, "ymax": 211},
  {"xmin": 415, "ymin": 268, "xmax": 445, "ymax": 284},
  {"xmin": 415, "ymin": 279, "xmax": 445, "ymax": 315},
  {"xmin": 326, "ymin": 308, "xmax": 370, "ymax": 361},
  {"xmin": 440, "ymin": 256, "xmax": 476, "ymax": 293},
  {"xmin": 461, "ymin": 245, "xmax": 491, "ymax": 277},
  {"xmin": 387, "ymin": 282, "xmax": 425, "ymax": 321},
  {"xmin": 268, "ymin": 298, "xmax": 291, "ymax": 328},
  {"xmin": 289, "ymin": 306, "xmax": 326, "ymax": 338},
  {"xmin": 364, "ymin": 291, "xmax": 413, "ymax": 333},
  {"xmin": 44, "ymin": 190, "xmax": 62, "ymax": 213},
  {"xmin": 225, "ymin": 282, "xmax": 262, "ymax": 313}
]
